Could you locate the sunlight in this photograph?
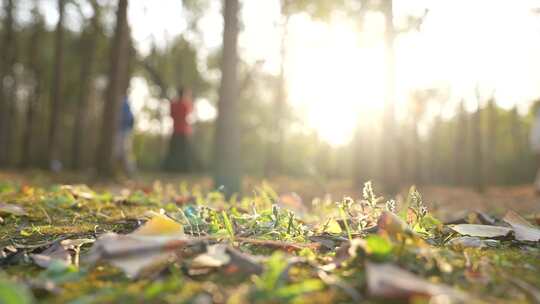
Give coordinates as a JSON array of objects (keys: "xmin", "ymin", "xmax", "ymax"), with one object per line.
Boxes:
[
  {"xmin": 282, "ymin": 1, "xmax": 540, "ymax": 146},
  {"xmin": 287, "ymin": 19, "xmax": 386, "ymax": 146}
]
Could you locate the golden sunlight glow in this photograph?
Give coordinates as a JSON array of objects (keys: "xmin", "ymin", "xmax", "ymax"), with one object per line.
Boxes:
[
  {"xmin": 283, "ymin": 2, "xmax": 540, "ymax": 146},
  {"xmin": 287, "ymin": 18, "xmax": 387, "ymax": 146},
  {"xmin": 126, "ymin": 1, "xmax": 540, "ymax": 140}
]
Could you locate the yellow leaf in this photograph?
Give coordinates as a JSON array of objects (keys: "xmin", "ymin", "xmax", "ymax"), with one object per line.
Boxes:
[
  {"xmin": 133, "ymin": 213, "xmax": 184, "ymax": 236},
  {"xmin": 326, "ymin": 219, "xmax": 342, "ymax": 234}
]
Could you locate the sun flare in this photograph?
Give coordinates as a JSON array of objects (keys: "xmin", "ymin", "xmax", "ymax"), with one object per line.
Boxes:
[{"xmin": 287, "ymin": 19, "xmax": 387, "ymax": 146}]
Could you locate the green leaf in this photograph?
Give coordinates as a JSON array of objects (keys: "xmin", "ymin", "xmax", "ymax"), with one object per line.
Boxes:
[
  {"xmin": 365, "ymin": 235, "xmax": 393, "ymax": 261},
  {"xmin": 0, "ymin": 280, "xmax": 34, "ymax": 304},
  {"xmin": 274, "ymin": 279, "xmax": 324, "ymax": 299}
]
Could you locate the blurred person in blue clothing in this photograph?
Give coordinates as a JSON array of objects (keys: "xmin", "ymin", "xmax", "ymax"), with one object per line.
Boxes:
[{"xmin": 114, "ymin": 96, "xmax": 136, "ymax": 175}]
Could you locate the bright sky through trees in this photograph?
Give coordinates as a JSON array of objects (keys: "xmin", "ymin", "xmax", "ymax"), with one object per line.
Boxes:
[{"xmin": 40, "ymin": 0, "xmax": 540, "ymax": 145}]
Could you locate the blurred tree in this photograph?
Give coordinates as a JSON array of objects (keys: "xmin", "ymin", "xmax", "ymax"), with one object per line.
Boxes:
[
  {"xmin": 141, "ymin": 37, "xmax": 206, "ymax": 99},
  {"xmin": 266, "ymin": 0, "xmax": 353, "ymax": 176},
  {"xmin": 380, "ymin": 0, "xmax": 399, "ymax": 193},
  {"xmin": 214, "ymin": 0, "xmax": 241, "ymax": 196},
  {"xmin": 454, "ymin": 100, "xmax": 467, "ymax": 185},
  {"xmin": 486, "ymin": 95, "xmax": 497, "ymax": 185},
  {"xmin": 96, "ymin": 0, "xmax": 130, "ymax": 177},
  {"xmin": 473, "ymin": 87, "xmax": 485, "ymax": 192},
  {"xmin": 21, "ymin": 1, "xmax": 45, "ymax": 168},
  {"xmin": 47, "ymin": 0, "xmax": 67, "ymax": 169},
  {"xmin": 409, "ymin": 90, "xmax": 431, "ymax": 185},
  {"xmin": 352, "ymin": 0, "xmax": 428, "ymax": 192},
  {"xmin": 0, "ymin": 0, "xmax": 16, "ymax": 167},
  {"xmin": 72, "ymin": 0, "xmax": 102, "ymax": 169},
  {"xmin": 264, "ymin": 0, "xmax": 290, "ymax": 176}
]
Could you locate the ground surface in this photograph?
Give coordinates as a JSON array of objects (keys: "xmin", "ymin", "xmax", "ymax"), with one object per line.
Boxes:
[{"xmin": 0, "ymin": 171, "xmax": 539, "ymax": 303}]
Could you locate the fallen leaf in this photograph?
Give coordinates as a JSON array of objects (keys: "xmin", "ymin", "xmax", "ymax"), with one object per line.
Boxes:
[
  {"xmin": 191, "ymin": 244, "xmax": 230, "ymax": 268},
  {"xmin": 448, "ymin": 236, "xmax": 487, "ymax": 249},
  {"xmin": 60, "ymin": 185, "xmax": 94, "ymax": 200},
  {"xmin": 444, "ymin": 210, "xmax": 496, "ymax": 225},
  {"xmin": 449, "ymin": 224, "xmax": 512, "ymax": 238},
  {"xmin": 366, "ymin": 262, "xmax": 467, "ymax": 301},
  {"xmin": 84, "ymin": 213, "xmax": 187, "ymax": 278},
  {"xmin": 503, "ymin": 210, "xmax": 540, "ymax": 242},
  {"xmin": 309, "ymin": 235, "xmax": 341, "ymax": 251},
  {"xmin": 235, "ymin": 237, "xmax": 317, "ymax": 252},
  {"xmin": 377, "ymin": 211, "xmax": 413, "ymax": 238},
  {"xmin": 85, "ymin": 233, "xmax": 189, "ymax": 278},
  {"xmin": 317, "ymin": 270, "xmax": 362, "ymax": 302},
  {"xmin": 0, "ymin": 203, "xmax": 27, "ymax": 216},
  {"xmin": 320, "ymin": 238, "xmax": 367, "ymax": 271},
  {"xmin": 31, "ymin": 239, "xmax": 94, "ymax": 269},
  {"xmin": 224, "ymin": 247, "xmax": 263, "ymax": 275},
  {"xmin": 508, "ymin": 277, "xmax": 540, "ymax": 304},
  {"xmin": 278, "ymin": 192, "xmax": 306, "ymax": 214},
  {"xmin": 190, "ymin": 245, "xmax": 263, "ymax": 276},
  {"xmin": 132, "ymin": 212, "xmax": 184, "ymax": 236}
]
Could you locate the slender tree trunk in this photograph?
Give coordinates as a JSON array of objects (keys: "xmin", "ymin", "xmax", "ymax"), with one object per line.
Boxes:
[
  {"xmin": 381, "ymin": 0, "xmax": 399, "ymax": 193},
  {"xmin": 265, "ymin": 6, "xmax": 289, "ymax": 176},
  {"xmin": 21, "ymin": 7, "xmax": 43, "ymax": 167},
  {"xmin": 353, "ymin": 126, "xmax": 367, "ymax": 186},
  {"xmin": 430, "ymin": 115, "xmax": 442, "ymax": 183},
  {"xmin": 473, "ymin": 98, "xmax": 484, "ymax": 192},
  {"xmin": 22, "ymin": 76, "xmax": 40, "ymax": 168},
  {"xmin": 214, "ymin": 0, "xmax": 241, "ymax": 196},
  {"xmin": 47, "ymin": 0, "xmax": 66, "ymax": 169},
  {"xmin": 486, "ymin": 98, "xmax": 496, "ymax": 184},
  {"xmin": 510, "ymin": 106, "xmax": 523, "ymax": 181},
  {"xmin": 454, "ymin": 100, "xmax": 467, "ymax": 185},
  {"xmin": 0, "ymin": 0, "xmax": 15, "ymax": 167},
  {"xmin": 96, "ymin": 0, "xmax": 130, "ymax": 177},
  {"xmin": 73, "ymin": 6, "xmax": 100, "ymax": 170}
]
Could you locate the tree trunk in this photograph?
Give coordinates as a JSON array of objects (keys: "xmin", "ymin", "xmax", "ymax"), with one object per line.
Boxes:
[
  {"xmin": 510, "ymin": 106, "xmax": 524, "ymax": 181},
  {"xmin": 96, "ymin": 0, "xmax": 130, "ymax": 177},
  {"xmin": 214, "ymin": 0, "xmax": 241, "ymax": 196},
  {"xmin": 473, "ymin": 98, "xmax": 484, "ymax": 192},
  {"xmin": 265, "ymin": 5, "xmax": 289, "ymax": 176},
  {"xmin": 430, "ymin": 115, "xmax": 442, "ymax": 183},
  {"xmin": 21, "ymin": 5, "xmax": 43, "ymax": 168},
  {"xmin": 454, "ymin": 100, "xmax": 467, "ymax": 185},
  {"xmin": 0, "ymin": 0, "xmax": 15, "ymax": 167},
  {"xmin": 47, "ymin": 0, "xmax": 66, "ymax": 169},
  {"xmin": 486, "ymin": 98, "xmax": 496, "ymax": 184},
  {"xmin": 380, "ymin": 0, "xmax": 399, "ymax": 193},
  {"xmin": 72, "ymin": 4, "xmax": 100, "ymax": 170}
]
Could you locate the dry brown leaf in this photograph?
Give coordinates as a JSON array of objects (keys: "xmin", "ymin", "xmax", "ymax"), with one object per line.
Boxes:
[
  {"xmin": 366, "ymin": 262, "xmax": 467, "ymax": 301},
  {"xmin": 503, "ymin": 210, "xmax": 540, "ymax": 242},
  {"xmin": 377, "ymin": 211, "xmax": 411, "ymax": 237},
  {"xmin": 448, "ymin": 236, "xmax": 487, "ymax": 249},
  {"xmin": 190, "ymin": 245, "xmax": 263, "ymax": 276},
  {"xmin": 31, "ymin": 239, "xmax": 93, "ymax": 268},
  {"xmin": 449, "ymin": 224, "xmax": 512, "ymax": 238},
  {"xmin": 85, "ymin": 233, "xmax": 189, "ymax": 278},
  {"xmin": 278, "ymin": 192, "xmax": 306, "ymax": 214},
  {"xmin": 60, "ymin": 185, "xmax": 94, "ymax": 200},
  {"xmin": 0, "ymin": 203, "xmax": 27, "ymax": 216},
  {"xmin": 84, "ymin": 213, "xmax": 187, "ymax": 278},
  {"xmin": 191, "ymin": 244, "xmax": 231, "ymax": 268}
]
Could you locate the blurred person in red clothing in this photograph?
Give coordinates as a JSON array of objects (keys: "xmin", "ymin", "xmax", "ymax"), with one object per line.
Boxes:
[{"xmin": 164, "ymin": 87, "xmax": 195, "ymax": 172}]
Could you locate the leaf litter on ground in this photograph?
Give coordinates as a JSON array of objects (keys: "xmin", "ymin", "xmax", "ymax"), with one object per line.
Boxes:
[{"xmin": 0, "ymin": 180, "xmax": 539, "ymax": 303}]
